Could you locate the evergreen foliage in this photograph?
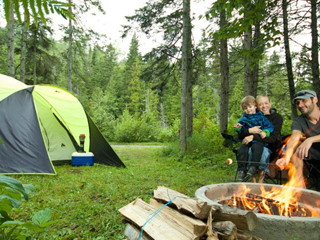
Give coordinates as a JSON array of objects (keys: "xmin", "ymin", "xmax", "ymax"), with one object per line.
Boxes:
[
  {"xmin": 0, "ymin": 0, "xmax": 318, "ymax": 144},
  {"xmin": 2, "ymin": 0, "xmax": 319, "ymax": 238}
]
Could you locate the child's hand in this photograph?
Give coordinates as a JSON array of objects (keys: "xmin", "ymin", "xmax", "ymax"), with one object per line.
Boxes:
[
  {"xmin": 259, "ymin": 131, "xmax": 267, "ymax": 139},
  {"xmin": 233, "ymin": 123, "xmax": 242, "ymax": 129}
]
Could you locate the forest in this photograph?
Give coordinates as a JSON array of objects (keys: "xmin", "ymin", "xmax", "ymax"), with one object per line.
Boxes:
[{"xmin": 1, "ymin": 0, "xmax": 319, "ymax": 151}]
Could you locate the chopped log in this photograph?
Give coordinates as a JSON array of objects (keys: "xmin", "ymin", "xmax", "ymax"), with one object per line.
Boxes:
[
  {"xmin": 206, "ymin": 207, "xmax": 219, "ymax": 240},
  {"xmin": 252, "ymin": 236, "xmax": 263, "ymax": 240},
  {"xmin": 153, "ymin": 186, "xmax": 212, "ymax": 219},
  {"xmin": 123, "ymin": 223, "xmax": 153, "ymax": 240},
  {"xmin": 213, "ymin": 205, "xmax": 258, "ymax": 231},
  {"xmin": 212, "ymin": 221, "xmax": 237, "ymax": 239},
  {"xmin": 237, "ymin": 229, "xmax": 252, "ymax": 240},
  {"xmin": 119, "ymin": 198, "xmax": 203, "ymax": 240},
  {"xmin": 149, "ymin": 198, "xmax": 207, "ymax": 237}
]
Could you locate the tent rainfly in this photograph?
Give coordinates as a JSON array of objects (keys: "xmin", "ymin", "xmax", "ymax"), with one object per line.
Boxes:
[{"xmin": 0, "ymin": 74, "xmax": 125, "ymax": 174}]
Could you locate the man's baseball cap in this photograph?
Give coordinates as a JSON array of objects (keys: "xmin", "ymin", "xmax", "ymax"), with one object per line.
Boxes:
[{"xmin": 292, "ymin": 90, "xmax": 317, "ymax": 104}]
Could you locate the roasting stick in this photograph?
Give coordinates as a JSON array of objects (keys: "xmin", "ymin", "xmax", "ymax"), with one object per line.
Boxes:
[{"xmin": 225, "ymin": 158, "xmax": 282, "ymax": 166}]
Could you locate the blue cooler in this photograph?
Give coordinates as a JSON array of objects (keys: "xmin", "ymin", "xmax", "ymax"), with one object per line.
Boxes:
[{"xmin": 71, "ymin": 152, "xmax": 94, "ymax": 166}]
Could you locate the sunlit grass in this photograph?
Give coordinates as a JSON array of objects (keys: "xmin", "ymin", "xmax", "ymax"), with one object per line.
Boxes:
[{"xmin": 13, "ymin": 146, "xmax": 235, "ymax": 239}]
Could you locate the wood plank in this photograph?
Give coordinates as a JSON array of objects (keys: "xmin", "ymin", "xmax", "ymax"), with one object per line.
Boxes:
[
  {"xmin": 212, "ymin": 205, "xmax": 258, "ymax": 231},
  {"xmin": 237, "ymin": 229, "xmax": 253, "ymax": 240},
  {"xmin": 123, "ymin": 223, "xmax": 153, "ymax": 240},
  {"xmin": 212, "ymin": 221, "xmax": 237, "ymax": 240},
  {"xmin": 119, "ymin": 198, "xmax": 201, "ymax": 240},
  {"xmin": 149, "ymin": 198, "xmax": 207, "ymax": 237},
  {"xmin": 153, "ymin": 186, "xmax": 212, "ymax": 219},
  {"xmin": 206, "ymin": 207, "xmax": 219, "ymax": 240}
]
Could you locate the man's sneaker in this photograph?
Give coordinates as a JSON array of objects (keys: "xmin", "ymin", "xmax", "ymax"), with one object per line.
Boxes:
[
  {"xmin": 247, "ymin": 166, "xmax": 257, "ymax": 176},
  {"xmin": 237, "ymin": 171, "xmax": 245, "ymax": 181}
]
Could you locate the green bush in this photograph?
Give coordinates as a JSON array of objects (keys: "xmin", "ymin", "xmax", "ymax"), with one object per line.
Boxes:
[
  {"xmin": 113, "ymin": 109, "xmax": 160, "ymax": 142},
  {"xmin": 156, "ymin": 119, "xmax": 180, "ymax": 143},
  {"xmin": 101, "ymin": 115, "xmax": 117, "ymax": 140},
  {"xmin": 281, "ymin": 116, "xmax": 292, "ymax": 136},
  {"xmin": 160, "ymin": 116, "xmax": 232, "ymax": 164}
]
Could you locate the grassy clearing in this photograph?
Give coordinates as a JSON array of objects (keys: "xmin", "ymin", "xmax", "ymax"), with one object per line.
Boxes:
[{"xmin": 12, "ymin": 146, "xmax": 235, "ymax": 239}]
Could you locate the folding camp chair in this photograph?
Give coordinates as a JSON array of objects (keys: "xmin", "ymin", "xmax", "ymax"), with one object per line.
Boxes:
[
  {"xmin": 222, "ymin": 133, "xmax": 288, "ymax": 184},
  {"xmin": 304, "ymin": 159, "xmax": 320, "ymax": 191},
  {"xmin": 221, "ymin": 133, "xmax": 267, "ymax": 182},
  {"xmin": 264, "ymin": 150, "xmax": 289, "ymax": 185}
]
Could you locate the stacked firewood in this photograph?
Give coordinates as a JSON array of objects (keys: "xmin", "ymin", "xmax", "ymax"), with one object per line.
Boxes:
[{"xmin": 119, "ymin": 186, "xmax": 262, "ymax": 240}]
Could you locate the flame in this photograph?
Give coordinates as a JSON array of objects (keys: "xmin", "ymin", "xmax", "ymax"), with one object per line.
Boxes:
[{"xmin": 226, "ymin": 135, "xmax": 320, "ymax": 217}]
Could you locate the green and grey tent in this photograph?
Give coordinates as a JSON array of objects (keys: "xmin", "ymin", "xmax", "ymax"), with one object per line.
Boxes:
[{"xmin": 0, "ymin": 74, "xmax": 125, "ymax": 174}]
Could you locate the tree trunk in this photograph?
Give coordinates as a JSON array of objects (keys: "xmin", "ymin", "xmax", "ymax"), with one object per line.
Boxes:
[
  {"xmin": 252, "ymin": 21, "xmax": 261, "ymax": 97},
  {"xmin": 244, "ymin": 26, "xmax": 253, "ymax": 96},
  {"xmin": 33, "ymin": 30, "xmax": 37, "ymax": 84},
  {"xmin": 186, "ymin": 58, "xmax": 193, "ymax": 137},
  {"xmin": 186, "ymin": 0, "xmax": 193, "ymax": 138},
  {"xmin": 282, "ymin": 0, "xmax": 298, "ymax": 118},
  {"xmin": 219, "ymin": 8, "xmax": 229, "ymax": 134},
  {"xmin": 310, "ymin": 0, "xmax": 320, "ymax": 97},
  {"xmin": 20, "ymin": 16, "xmax": 27, "ymax": 83},
  {"xmin": 160, "ymin": 103, "xmax": 167, "ymax": 129},
  {"xmin": 180, "ymin": 0, "xmax": 191, "ymax": 151},
  {"xmin": 7, "ymin": 0, "xmax": 15, "ymax": 77},
  {"xmin": 68, "ymin": 0, "xmax": 73, "ymax": 93}
]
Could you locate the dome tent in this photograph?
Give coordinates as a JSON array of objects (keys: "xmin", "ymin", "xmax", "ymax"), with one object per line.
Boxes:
[{"xmin": 0, "ymin": 74, "xmax": 125, "ymax": 174}]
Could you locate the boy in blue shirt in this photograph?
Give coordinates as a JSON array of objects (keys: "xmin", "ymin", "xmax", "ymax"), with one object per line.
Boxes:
[{"xmin": 234, "ymin": 96, "xmax": 274, "ymax": 181}]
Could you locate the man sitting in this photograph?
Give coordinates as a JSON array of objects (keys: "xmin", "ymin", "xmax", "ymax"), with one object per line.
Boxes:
[{"xmin": 277, "ymin": 90, "xmax": 320, "ymax": 189}]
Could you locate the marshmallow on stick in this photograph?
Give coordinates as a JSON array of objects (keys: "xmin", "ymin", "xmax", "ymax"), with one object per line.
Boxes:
[{"xmin": 226, "ymin": 158, "xmax": 233, "ymax": 165}]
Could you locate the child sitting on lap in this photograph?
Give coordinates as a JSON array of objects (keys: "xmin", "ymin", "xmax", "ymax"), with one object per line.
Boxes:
[{"xmin": 233, "ymin": 96, "xmax": 274, "ymax": 181}]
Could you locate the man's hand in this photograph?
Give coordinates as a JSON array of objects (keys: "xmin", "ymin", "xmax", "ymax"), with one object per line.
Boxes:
[
  {"xmin": 249, "ymin": 126, "xmax": 262, "ymax": 134},
  {"xmin": 242, "ymin": 135, "xmax": 254, "ymax": 145},
  {"xmin": 295, "ymin": 138, "xmax": 312, "ymax": 159},
  {"xmin": 276, "ymin": 158, "xmax": 287, "ymax": 170}
]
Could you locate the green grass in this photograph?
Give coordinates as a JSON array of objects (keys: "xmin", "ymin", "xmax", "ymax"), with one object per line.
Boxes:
[{"xmin": 12, "ymin": 146, "xmax": 235, "ymax": 239}]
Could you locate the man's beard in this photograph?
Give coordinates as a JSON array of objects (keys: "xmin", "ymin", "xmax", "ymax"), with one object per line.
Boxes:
[{"xmin": 301, "ymin": 99, "xmax": 315, "ymax": 116}]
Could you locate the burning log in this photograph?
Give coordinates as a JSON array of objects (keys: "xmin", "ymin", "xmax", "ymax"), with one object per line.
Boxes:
[{"xmin": 226, "ymin": 193, "xmax": 311, "ymax": 217}]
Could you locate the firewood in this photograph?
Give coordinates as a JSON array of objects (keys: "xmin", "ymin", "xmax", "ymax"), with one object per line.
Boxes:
[
  {"xmin": 119, "ymin": 198, "xmax": 204, "ymax": 240},
  {"xmin": 236, "ymin": 229, "xmax": 261, "ymax": 240},
  {"xmin": 206, "ymin": 207, "xmax": 219, "ymax": 240},
  {"xmin": 153, "ymin": 186, "xmax": 212, "ymax": 219},
  {"xmin": 212, "ymin": 221, "xmax": 237, "ymax": 240},
  {"xmin": 123, "ymin": 223, "xmax": 153, "ymax": 240},
  {"xmin": 212, "ymin": 205, "xmax": 258, "ymax": 231},
  {"xmin": 149, "ymin": 198, "xmax": 207, "ymax": 237}
]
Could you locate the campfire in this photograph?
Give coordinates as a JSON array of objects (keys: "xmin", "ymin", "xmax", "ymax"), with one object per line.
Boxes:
[
  {"xmin": 196, "ymin": 182, "xmax": 320, "ymax": 240},
  {"xmin": 219, "ymin": 186, "xmax": 320, "ymax": 217},
  {"xmin": 218, "ymin": 135, "xmax": 320, "ymax": 217},
  {"xmin": 195, "ymin": 136, "xmax": 320, "ymax": 239}
]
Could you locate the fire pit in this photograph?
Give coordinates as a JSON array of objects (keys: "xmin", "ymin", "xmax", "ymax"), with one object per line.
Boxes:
[{"xmin": 195, "ymin": 183, "xmax": 320, "ymax": 240}]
